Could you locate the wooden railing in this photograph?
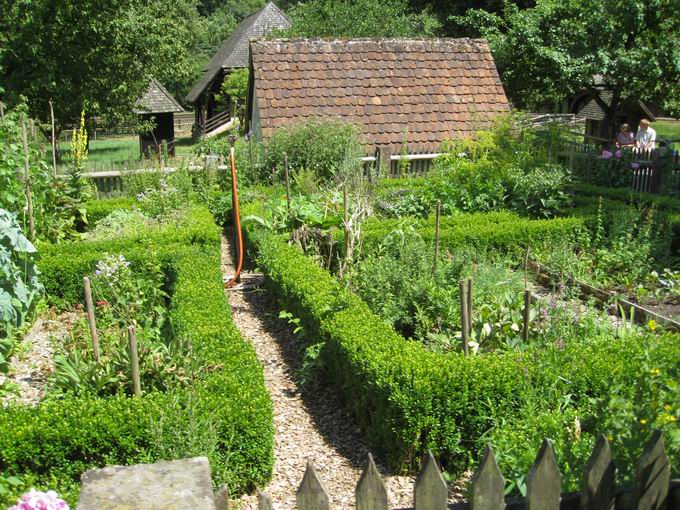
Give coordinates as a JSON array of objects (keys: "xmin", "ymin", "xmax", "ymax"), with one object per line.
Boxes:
[
  {"xmin": 202, "ymin": 111, "xmax": 232, "ymax": 135},
  {"xmin": 258, "ymin": 432, "xmax": 677, "ymax": 510}
]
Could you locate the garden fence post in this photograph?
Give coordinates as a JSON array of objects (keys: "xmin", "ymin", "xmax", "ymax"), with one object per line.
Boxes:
[
  {"xmin": 432, "ymin": 200, "xmax": 441, "ymax": 276},
  {"xmin": 284, "ymin": 152, "xmax": 292, "ymax": 219},
  {"xmin": 467, "ymin": 277, "xmax": 473, "ymax": 335},
  {"xmin": 355, "ymin": 453, "xmax": 388, "ymax": 510},
  {"xmin": 20, "ymin": 119, "xmax": 36, "ymax": 243},
  {"xmin": 460, "ymin": 280, "xmax": 469, "ymax": 356},
  {"xmin": 0, "ymin": 101, "xmax": 4, "ymax": 118},
  {"xmin": 128, "ymin": 325, "xmax": 142, "ymax": 396},
  {"xmin": 523, "ymin": 289, "xmax": 531, "ymax": 343},
  {"xmin": 49, "ymin": 100, "xmax": 57, "ymax": 177},
  {"xmin": 83, "ymin": 277, "xmax": 101, "ymax": 362}
]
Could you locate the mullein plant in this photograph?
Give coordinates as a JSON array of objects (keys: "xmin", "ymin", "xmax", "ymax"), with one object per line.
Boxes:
[{"xmin": 67, "ymin": 111, "xmax": 92, "ymax": 201}]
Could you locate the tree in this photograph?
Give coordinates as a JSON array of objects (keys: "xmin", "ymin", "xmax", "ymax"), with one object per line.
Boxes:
[
  {"xmin": 453, "ymin": 0, "xmax": 680, "ymax": 136},
  {"xmin": 218, "ymin": 69, "xmax": 249, "ymax": 126},
  {"xmin": 0, "ymin": 0, "xmax": 201, "ymax": 135},
  {"xmin": 284, "ymin": 0, "xmax": 441, "ymax": 38}
]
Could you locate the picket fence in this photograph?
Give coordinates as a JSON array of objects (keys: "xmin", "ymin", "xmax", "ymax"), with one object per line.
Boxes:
[{"xmin": 263, "ymin": 432, "xmax": 677, "ymax": 510}]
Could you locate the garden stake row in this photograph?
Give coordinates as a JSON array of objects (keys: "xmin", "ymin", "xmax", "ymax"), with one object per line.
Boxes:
[
  {"xmin": 432, "ymin": 200, "xmax": 441, "ymax": 276},
  {"xmin": 20, "ymin": 119, "xmax": 36, "ymax": 243},
  {"xmin": 82, "ymin": 277, "xmax": 101, "ymax": 362},
  {"xmin": 128, "ymin": 325, "xmax": 141, "ymax": 396}
]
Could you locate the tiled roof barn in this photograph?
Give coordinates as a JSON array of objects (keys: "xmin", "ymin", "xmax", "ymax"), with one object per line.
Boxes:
[{"xmin": 246, "ymin": 38, "xmax": 510, "ymax": 154}]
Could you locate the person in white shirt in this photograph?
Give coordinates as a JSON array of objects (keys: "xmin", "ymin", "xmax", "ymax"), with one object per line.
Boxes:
[{"xmin": 635, "ymin": 119, "xmax": 656, "ymax": 149}]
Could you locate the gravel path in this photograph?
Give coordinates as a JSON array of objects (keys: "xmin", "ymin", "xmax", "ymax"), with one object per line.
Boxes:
[
  {"xmin": 221, "ymin": 234, "xmax": 465, "ymax": 509},
  {"xmin": 2, "ymin": 309, "xmax": 77, "ymax": 406}
]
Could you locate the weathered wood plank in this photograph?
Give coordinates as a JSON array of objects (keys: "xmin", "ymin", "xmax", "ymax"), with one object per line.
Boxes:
[
  {"xmin": 526, "ymin": 439, "xmax": 560, "ymax": 510},
  {"xmin": 356, "ymin": 453, "xmax": 388, "ymax": 510},
  {"xmin": 414, "ymin": 451, "xmax": 447, "ymax": 510},
  {"xmin": 297, "ymin": 460, "xmax": 330, "ymax": 510},
  {"xmin": 581, "ymin": 435, "xmax": 615, "ymax": 510},
  {"xmin": 633, "ymin": 430, "xmax": 670, "ymax": 510},
  {"xmin": 470, "ymin": 444, "xmax": 505, "ymax": 510}
]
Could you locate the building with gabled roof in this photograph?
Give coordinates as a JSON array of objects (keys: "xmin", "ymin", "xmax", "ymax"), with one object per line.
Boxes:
[
  {"xmin": 186, "ymin": 2, "xmax": 290, "ymax": 136},
  {"xmin": 136, "ymin": 79, "xmax": 184, "ymax": 157},
  {"xmin": 246, "ymin": 38, "xmax": 510, "ymax": 154}
]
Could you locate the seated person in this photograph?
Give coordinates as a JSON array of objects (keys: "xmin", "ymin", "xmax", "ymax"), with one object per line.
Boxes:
[
  {"xmin": 635, "ymin": 119, "xmax": 656, "ymax": 149},
  {"xmin": 614, "ymin": 123, "xmax": 635, "ymax": 148}
]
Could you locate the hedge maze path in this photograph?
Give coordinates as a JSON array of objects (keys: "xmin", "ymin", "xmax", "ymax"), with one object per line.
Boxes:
[{"xmin": 220, "ymin": 233, "xmax": 423, "ymax": 509}]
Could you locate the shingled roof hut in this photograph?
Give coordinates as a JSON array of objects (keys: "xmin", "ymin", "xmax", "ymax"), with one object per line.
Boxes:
[
  {"xmin": 246, "ymin": 38, "xmax": 510, "ymax": 155},
  {"xmin": 186, "ymin": 2, "xmax": 290, "ymax": 137},
  {"xmin": 135, "ymin": 79, "xmax": 184, "ymax": 157}
]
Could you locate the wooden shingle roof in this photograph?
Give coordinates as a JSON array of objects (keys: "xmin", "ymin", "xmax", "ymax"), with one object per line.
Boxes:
[
  {"xmin": 185, "ymin": 2, "xmax": 291, "ymax": 104},
  {"xmin": 576, "ymin": 90, "xmax": 656, "ymax": 121},
  {"xmin": 136, "ymin": 79, "xmax": 184, "ymax": 114},
  {"xmin": 248, "ymin": 38, "xmax": 510, "ymax": 153}
]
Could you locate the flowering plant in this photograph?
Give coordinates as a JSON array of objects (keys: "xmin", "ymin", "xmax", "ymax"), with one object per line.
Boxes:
[{"xmin": 9, "ymin": 489, "xmax": 69, "ymax": 510}]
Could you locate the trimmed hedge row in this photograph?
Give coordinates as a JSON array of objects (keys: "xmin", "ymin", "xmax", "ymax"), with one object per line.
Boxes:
[
  {"xmin": 37, "ymin": 206, "xmax": 220, "ymax": 304},
  {"xmin": 0, "ymin": 207, "xmax": 273, "ymax": 505},
  {"xmin": 356, "ymin": 212, "xmax": 585, "ymax": 256},
  {"xmin": 246, "ymin": 222, "xmax": 680, "ymax": 474},
  {"xmin": 85, "ymin": 197, "xmax": 137, "ymax": 225}
]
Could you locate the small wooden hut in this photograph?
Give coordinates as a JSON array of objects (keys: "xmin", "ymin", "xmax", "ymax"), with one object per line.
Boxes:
[{"xmin": 136, "ymin": 79, "xmax": 184, "ymax": 157}]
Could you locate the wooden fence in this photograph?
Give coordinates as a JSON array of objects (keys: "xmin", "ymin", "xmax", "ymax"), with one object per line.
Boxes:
[
  {"xmin": 262, "ymin": 432, "xmax": 677, "ymax": 510},
  {"xmin": 362, "ymin": 150, "xmax": 441, "ymax": 178}
]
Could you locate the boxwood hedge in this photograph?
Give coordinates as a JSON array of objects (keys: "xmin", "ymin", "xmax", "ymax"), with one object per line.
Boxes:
[
  {"xmin": 245, "ymin": 221, "xmax": 679, "ymax": 475},
  {"xmin": 0, "ymin": 205, "xmax": 273, "ymax": 505}
]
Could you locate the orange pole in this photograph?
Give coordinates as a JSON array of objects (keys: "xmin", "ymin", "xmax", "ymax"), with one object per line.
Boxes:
[{"xmin": 225, "ymin": 141, "xmax": 244, "ymax": 288}]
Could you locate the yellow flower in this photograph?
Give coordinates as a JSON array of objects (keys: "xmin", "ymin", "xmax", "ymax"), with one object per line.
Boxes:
[
  {"xmin": 664, "ymin": 404, "xmax": 672, "ymax": 411},
  {"xmin": 648, "ymin": 320, "xmax": 657, "ymax": 331},
  {"xmin": 650, "ymin": 368, "xmax": 661, "ymax": 376},
  {"xmin": 640, "ymin": 419, "xmax": 647, "ymax": 425}
]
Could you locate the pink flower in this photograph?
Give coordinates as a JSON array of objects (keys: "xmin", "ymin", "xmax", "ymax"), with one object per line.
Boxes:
[
  {"xmin": 599, "ymin": 150, "xmax": 613, "ymax": 159},
  {"xmin": 615, "ymin": 150, "xmax": 622, "ymax": 158},
  {"xmin": 9, "ymin": 489, "xmax": 69, "ymax": 510}
]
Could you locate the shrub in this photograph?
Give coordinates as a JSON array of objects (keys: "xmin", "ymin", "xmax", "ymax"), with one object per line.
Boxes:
[
  {"xmin": 0, "ymin": 229, "xmax": 273, "ymax": 506},
  {"xmin": 264, "ymin": 118, "xmax": 363, "ymax": 185}
]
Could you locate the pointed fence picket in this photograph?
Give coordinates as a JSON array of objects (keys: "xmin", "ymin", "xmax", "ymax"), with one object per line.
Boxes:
[{"xmin": 255, "ymin": 433, "xmax": 677, "ymax": 510}]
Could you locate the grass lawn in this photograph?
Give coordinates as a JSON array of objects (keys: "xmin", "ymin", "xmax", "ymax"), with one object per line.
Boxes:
[
  {"xmin": 654, "ymin": 120, "xmax": 680, "ymax": 142},
  {"xmin": 54, "ymin": 134, "xmax": 197, "ymax": 172}
]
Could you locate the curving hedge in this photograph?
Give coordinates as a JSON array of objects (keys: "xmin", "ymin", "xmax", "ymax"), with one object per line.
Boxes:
[
  {"xmin": 0, "ymin": 206, "xmax": 273, "ymax": 505},
  {"xmin": 246, "ymin": 223, "xmax": 679, "ymax": 475}
]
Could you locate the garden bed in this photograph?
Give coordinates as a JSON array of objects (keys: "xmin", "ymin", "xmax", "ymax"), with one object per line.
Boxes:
[{"xmin": 0, "ymin": 201, "xmax": 273, "ymax": 506}]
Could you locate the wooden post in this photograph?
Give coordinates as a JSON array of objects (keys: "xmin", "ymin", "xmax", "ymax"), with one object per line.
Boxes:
[
  {"xmin": 0, "ymin": 101, "xmax": 4, "ymax": 119},
  {"xmin": 460, "ymin": 280, "xmax": 469, "ymax": 356},
  {"xmin": 467, "ymin": 277, "xmax": 473, "ymax": 335},
  {"xmin": 344, "ymin": 185, "xmax": 350, "ymax": 263},
  {"xmin": 20, "ymin": 119, "xmax": 36, "ymax": 243},
  {"xmin": 432, "ymin": 201, "xmax": 441, "ymax": 276},
  {"xmin": 284, "ymin": 152, "xmax": 292, "ymax": 219},
  {"xmin": 523, "ymin": 289, "xmax": 531, "ymax": 343},
  {"xmin": 83, "ymin": 277, "xmax": 101, "ymax": 362},
  {"xmin": 128, "ymin": 325, "xmax": 141, "ymax": 396},
  {"xmin": 49, "ymin": 100, "xmax": 57, "ymax": 177},
  {"xmin": 30, "ymin": 119, "xmax": 36, "ymax": 141}
]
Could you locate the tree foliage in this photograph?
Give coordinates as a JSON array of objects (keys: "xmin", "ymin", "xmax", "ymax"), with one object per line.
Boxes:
[
  {"xmin": 0, "ymin": 0, "xmax": 201, "ymax": 131},
  {"xmin": 453, "ymin": 0, "xmax": 680, "ymax": 123},
  {"xmin": 284, "ymin": 0, "xmax": 441, "ymax": 37}
]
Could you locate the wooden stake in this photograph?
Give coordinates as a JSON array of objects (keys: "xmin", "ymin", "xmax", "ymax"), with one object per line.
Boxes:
[
  {"xmin": 49, "ymin": 100, "xmax": 57, "ymax": 177},
  {"xmin": 467, "ymin": 277, "xmax": 473, "ymax": 335},
  {"xmin": 0, "ymin": 101, "xmax": 4, "ymax": 119},
  {"xmin": 343, "ymin": 185, "xmax": 350, "ymax": 263},
  {"xmin": 83, "ymin": 277, "xmax": 100, "ymax": 362},
  {"xmin": 284, "ymin": 152, "xmax": 292, "ymax": 218},
  {"xmin": 523, "ymin": 289, "xmax": 531, "ymax": 343},
  {"xmin": 20, "ymin": 120, "xmax": 36, "ymax": 243},
  {"xmin": 128, "ymin": 325, "xmax": 141, "ymax": 396},
  {"xmin": 432, "ymin": 200, "xmax": 441, "ymax": 276},
  {"xmin": 460, "ymin": 280, "xmax": 469, "ymax": 356}
]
